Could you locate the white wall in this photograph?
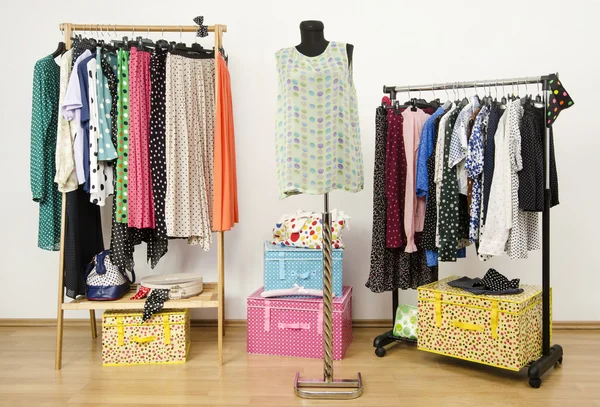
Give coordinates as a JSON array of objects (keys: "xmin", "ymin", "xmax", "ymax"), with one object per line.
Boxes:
[{"xmin": 1, "ymin": 0, "xmax": 598, "ymax": 321}]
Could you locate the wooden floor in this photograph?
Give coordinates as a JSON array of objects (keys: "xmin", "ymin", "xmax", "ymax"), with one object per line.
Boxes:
[{"xmin": 1, "ymin": 326, "xmax": 599, "ymax": 406}]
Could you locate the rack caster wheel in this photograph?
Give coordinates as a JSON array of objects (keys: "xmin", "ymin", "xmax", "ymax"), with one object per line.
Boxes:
[
  {"xmin": 529, "ymin": 378, "xmax": 542, "ymax": 388},
  {"xmin": 375, "ymin": 347, "xmax": 386, "ymax": 357},
  {"xmin": 557, "ymin": 357, "xmax": 563, "ymax": 365}
]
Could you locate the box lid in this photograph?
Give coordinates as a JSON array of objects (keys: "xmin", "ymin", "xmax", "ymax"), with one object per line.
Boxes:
[
  {"xmin": 247, "ymin": 286, "xmax": 352, "ymax": 312},
  {"xmin": 265, "ymin": 241, "xmax": 343, "ymax": 252},
  {"xmin": 418, "ymin": 276, "xmax": 542, "ymax": 304}
]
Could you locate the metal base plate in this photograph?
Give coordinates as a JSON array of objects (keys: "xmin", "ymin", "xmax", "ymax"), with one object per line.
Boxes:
[{"xmin": 294, "ymin": 372, "xmax": 363, "ymax": 399}]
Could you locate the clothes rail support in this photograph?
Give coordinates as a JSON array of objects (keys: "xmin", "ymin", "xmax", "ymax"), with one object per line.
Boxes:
[{"xmin": 374, "ymin": 74, "xmax": 563, "ymax": 389}]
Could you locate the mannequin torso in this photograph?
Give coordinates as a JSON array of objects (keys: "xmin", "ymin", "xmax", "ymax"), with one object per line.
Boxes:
[{"xmin": 295, "ymin": 20, "xmax": 353, "ymax": 66}]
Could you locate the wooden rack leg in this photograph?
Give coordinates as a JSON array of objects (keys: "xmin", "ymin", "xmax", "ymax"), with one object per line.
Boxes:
[
  {"xmin": 217, "ymin": 231, "xmax": 224, "ymax": 365},
  {"xmin": 55, "ymin": 192, "xmax": 67, "ymax": 370},
  {"xmin": 89, "ymin": 310, "xmax": 97, "ymax": 338}
]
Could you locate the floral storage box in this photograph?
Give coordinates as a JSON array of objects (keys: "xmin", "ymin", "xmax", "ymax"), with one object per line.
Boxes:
[
  {"xmin": 417, "ymin": 276, "xmax": 547, "ymax": 371},
  {"xmin": 264, "ymin": 241, "xmax": 343, "ymax": 297},
  {"xmin": 247, "ymin": 286, "xmax": 352, "ymax": 360},
  {"xmin": 102, "ymin": 309, "xmax": 190, "ymax": 366}
]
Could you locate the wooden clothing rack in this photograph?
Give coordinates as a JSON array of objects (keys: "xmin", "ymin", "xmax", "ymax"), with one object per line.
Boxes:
[
  {"xmin": 373, "ymin": 74, "xmax": 563, "ymax": 388},
  {"xmin": 55, "ymin": 21, "xmax": 228, "ymax": 370}
]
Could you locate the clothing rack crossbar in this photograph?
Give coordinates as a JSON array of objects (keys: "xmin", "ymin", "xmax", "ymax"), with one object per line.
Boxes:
[
  {"xmin": 374, "ymin": 73, "xmax": 563, "ymax": 389},
  {"xmin": 60, "ymin": 23, "xmax": 227, "ymax": 34},
  {"xmin": 55, "ymin": 21, "xmax": 227, "ymax": 370},
  {"xmin": 383, "ymin": 75, "xmax": 551, "ymax": 94}
]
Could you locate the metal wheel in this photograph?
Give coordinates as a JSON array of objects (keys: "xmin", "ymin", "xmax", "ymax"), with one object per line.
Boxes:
[
  {"xmin": 375, "ymin": 347, "xmax": 386, "ymax": 357},
  {"xmin": 529, "ymin": 378, "xmax": 542, "ymax": 388}
]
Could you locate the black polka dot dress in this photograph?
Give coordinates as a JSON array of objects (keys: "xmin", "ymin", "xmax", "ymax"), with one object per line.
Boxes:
[
  {"xmin": 147, "ymin": 48, "xmax": 169, "ymax": 267},
  {"xmin": 366, "ymin": 106, "xmax": 437, "ymax": 292},
  {"xmin": 437, "ymin": 101, "xmax": 464, "ymax": 262}
]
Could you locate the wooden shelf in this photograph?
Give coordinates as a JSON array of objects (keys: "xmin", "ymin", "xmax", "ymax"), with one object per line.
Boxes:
[{"xmin": 62, "ymin": 283, "xmax": 218, "ymax": 311}]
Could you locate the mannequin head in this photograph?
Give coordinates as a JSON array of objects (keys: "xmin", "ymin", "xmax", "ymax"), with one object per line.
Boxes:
[{"xmin": 299, "ymin": 20, "xmax": 324, "ymax": 32}]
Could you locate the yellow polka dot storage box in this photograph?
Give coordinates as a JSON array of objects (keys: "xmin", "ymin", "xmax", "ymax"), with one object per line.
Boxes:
[
  {"xmin": 264, "ymin": 241, "xmax": 343, "ymax": 297},
  {"xmin": 101, "ymin": 309, "xmax": 190, "ymax": 366},
  {"xmin": 417, "ymin": 276, "xmax": 547, "ymax": 371}
]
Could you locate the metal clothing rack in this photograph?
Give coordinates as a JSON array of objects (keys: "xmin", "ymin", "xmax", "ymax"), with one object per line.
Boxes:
[
  {"xmin": 54, "ymin": 21, "xmax": 228, "ymax": 370},
  {"xmin": 373, "ymin": 74, "xmax": 563, "ymax": 388}
]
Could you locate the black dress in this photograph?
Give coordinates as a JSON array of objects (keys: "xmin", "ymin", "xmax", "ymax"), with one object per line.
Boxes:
[
  {"xmin": 421, "ymin": 116, "xmax": 442, "ymax": 251},
  {"xmin": 518, "ymin": 105, "xmax": 559, "ymax": 211},
  {"xmin": 365, "ymin": 106, "xmax": 437, "ymax": 292},
  {"xmin": 481, "ymin": 105, "xmax": 504, "ymax": 226},
  {"xmin": 64, "ymin": 187, "xmax": 104, "ymax": 298},
  {"xmin": 147, "ymin": 48, "xmax": 169, "ymax": 267}
]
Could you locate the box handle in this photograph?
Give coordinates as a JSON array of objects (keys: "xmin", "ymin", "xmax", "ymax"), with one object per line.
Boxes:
[
  {"xmin": 131, "ymin": 335, "xmax": 156, "ymax": 344},
  {"xmin": 435, "ymin": 293, "xmax": 442, "ymax": 327},
  {"xmin": 451, "ymin": 321, "xmax": 484, "ymax": 332},
  {"xmin": 279, "ymin": 258, "xmax": 285, "ymax": 280},
  {"xmin": 163, "ymin": 314, "xmax": 171, "ymax": 345},
  {"xmin": 278, "ymin": 322, "xmax": 310, "ymax": 330},
  {"xmin": 264, "ymin": 300, "xmax": 271, "ymax": 331},
  {"xmin": 491, "ymin": 300, "xmax": 498, "ymax": 339},
  {"xmin": 317, "ymin": 303, "xmax": 323, "ymax": 335},
  {"xmin": 117, "ymin": 316, "xmax": 124, "ymax": 346}
]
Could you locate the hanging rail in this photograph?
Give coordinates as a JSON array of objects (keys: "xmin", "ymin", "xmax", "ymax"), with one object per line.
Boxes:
[
  {"xmin": 59, "ymin": 23, "xmax": 227, "ymax": 33},
  {"xmin": 383, "ymin": 75, "xmax": 551, "ymax": 94}
]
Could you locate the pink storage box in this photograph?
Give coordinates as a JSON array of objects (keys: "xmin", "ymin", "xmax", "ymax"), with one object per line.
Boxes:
[{"xmin": 247, "ymin": 286, "xmax": 353, "ymax": 360}]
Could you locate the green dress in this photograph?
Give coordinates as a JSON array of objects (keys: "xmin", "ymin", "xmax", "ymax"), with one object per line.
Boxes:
[
  {"xmin": 30, "ymin": 55, "xmax": 61, "ymax": 251},
  {"xmin": 116, "ymin": 49, "xmax": 130, "ymax": 223}
]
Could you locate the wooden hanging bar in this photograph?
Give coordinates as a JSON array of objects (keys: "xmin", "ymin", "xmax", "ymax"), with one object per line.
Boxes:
[
  {"xmin": 59, "ymin": 23, "xmax": 227, "ymax": 33},
  {"xmin": 55, "ymin": 21, "xmax": 228, "ymax": 370}
]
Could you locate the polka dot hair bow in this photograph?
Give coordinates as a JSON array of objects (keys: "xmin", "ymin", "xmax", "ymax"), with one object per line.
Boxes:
[
  {"xmin": 546, "ymin": 74, "xmax": 574, "ymax": 127},
  {"xmin": 193, "ymin": 16, "xmax": 209, "ymax": 38}
]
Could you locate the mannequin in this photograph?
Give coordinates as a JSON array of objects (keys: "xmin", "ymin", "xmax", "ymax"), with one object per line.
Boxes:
[{"xmin": 295, "ymin": 20, "xmax": 353, "ymax": 66}]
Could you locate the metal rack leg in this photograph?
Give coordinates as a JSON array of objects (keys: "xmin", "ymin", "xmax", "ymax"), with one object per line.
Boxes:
[{"xmin": 527, "ymin": 76, "xmax": 563, "ymax": 388}]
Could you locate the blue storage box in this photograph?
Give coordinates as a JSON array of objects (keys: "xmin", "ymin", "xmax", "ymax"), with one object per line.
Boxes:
[{"xmin": 264, "ymin": 241, "xmax": 343, "ymax": 297}]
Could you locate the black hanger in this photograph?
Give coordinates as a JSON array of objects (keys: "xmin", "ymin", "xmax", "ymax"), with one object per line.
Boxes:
[
  {"xmin": 51, "ymin": 41, "xmax": 66, "ymax": 58},
  {"xmin": 134, "ymin": 36, "xmax": 154, "ymax": 51}
]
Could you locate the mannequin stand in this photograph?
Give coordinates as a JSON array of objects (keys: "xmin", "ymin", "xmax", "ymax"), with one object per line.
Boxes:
[{"xmin": 294, "ymin": 193, "xmax": 363, "ymax": 399}]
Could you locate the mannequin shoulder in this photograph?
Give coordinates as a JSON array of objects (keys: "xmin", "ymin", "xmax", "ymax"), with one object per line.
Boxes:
[{"xmin": 346, "ymin": 43, "xmax": 354, "ymax": 66}]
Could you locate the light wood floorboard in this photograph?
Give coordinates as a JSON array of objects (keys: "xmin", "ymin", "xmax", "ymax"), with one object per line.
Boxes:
[{"xmin": 0, "ymin": 326, "xmax": 599, "ymax": 406}]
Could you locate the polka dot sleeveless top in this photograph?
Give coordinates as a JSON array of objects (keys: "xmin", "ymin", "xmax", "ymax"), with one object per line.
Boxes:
[{"xmin": 275, "ymin": 42, "xmax": 363, "ymax": 199}]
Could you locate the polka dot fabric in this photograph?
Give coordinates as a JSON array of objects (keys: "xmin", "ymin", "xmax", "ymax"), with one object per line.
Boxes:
[
  {"xmin": 438, "ymin": 101, "xmax": 465, "ymax": 261},
  {"xmin": 263, "ymin": 242, "xmax": 343, "ymax": 297},
  {"xmin": 418, "ymin": 276, "xmax": 544, "ymax": 371},
  {"xmin": 87, "ymin": 57, "xmax": 113, "ymax": 206},
  {"xmin": 385, "ymin": 110, "xmax": 407, "ymax": 248},
  {"xmin": 116, "ymin": 49, "xmax": 130, "ymax": 223},
  {"xmin": 128, "ymin": 48, "xmax": 155, "ymax": 229},
  {"xmin": 95, "ymin": 51, "xmax": 118, "ymax": 161},
  {"xmin": 164, "ymin": 55, "xmax": 213, "ymax": 248},
  {"xmin": 147, "ymin": 48, "xmax": 169, "ymax": 267},
  {"xmin": 142, "ymin": 289, "xmax": 170, "ymax": 322},
  {"xmin": 30, "ymin": 55, "xmax": 62, "ymax": 251},
  {"xmin": 102, "ymin": 309, "xmax": 190, "ymax": 366},
  {"xmin": 546, "ymin": 74, "xmax": 574, "ymax": 127},
  {"xmin": 275, "ymin": 42, "xmax": 364, "ymax": 199},
  {"xmin": 247, "ymin": 286, "xmax": 353, "ymax": 360}
]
